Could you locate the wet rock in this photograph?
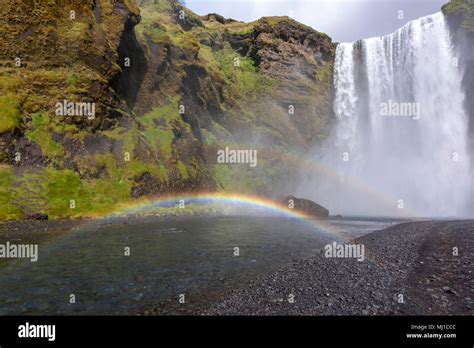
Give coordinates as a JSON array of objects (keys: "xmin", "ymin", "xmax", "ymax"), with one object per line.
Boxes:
[
  {"xmin": 281, "ymin": 195, "xmax": 329, "ymax": 218},
  {"xmin": 26, "ymin": 213, "xmax": 49, "ymax": 221}
]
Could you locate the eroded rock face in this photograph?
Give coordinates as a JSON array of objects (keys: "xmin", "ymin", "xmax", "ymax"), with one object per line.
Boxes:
[
  {"xmin": 281, "ymin": 195, "xmax": 330, "ymax": 218},
  {"xmin": 230, "ymin": 17, "xmax": 336, "ymax": 147},
  {"xmin": 0, "ymin": 0, "xmax": 146, "ymax": 161},
  {"xmin": 245, "ymin": 18, "xmax": 334, "ymax": 74}
]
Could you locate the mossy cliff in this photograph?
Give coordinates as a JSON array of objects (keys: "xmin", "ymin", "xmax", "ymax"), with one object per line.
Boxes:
[
  {"xmin": 0, "ymin": 0, "xmax": 336, "ymax": 219},
  {"xmin": 443, "ymin": 0, "xmax": 474, "ymax": 156},
  {"xmin": 443, "ymin": 0, "xmax": 474, "ymax": 31}
]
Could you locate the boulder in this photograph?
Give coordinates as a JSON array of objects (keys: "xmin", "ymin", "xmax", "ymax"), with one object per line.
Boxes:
[
  {"xmin": 26, "ymin": 213, "xmax": 49, "ymax": 221},
  {"xmin": 281, "ymin": 195, "xmax": 329, "ymax": 218}
]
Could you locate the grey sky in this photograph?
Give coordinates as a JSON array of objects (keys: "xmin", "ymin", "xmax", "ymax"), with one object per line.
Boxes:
[{"xmin": 185, "ymin": 0, "xmax": 448, "ymax": 42}]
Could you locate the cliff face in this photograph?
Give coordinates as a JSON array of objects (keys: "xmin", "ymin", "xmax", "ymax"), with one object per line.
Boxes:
[
  {"xmin": 132, "ymin": 0, "xmax": 336, "ymax": 197},
  {"xmin": 0, "ymin": 0, "xmax": 336, "ymax": 219},
  {"xmin": 443, "ymin": 0, "xmax": 474, "ymax": 155},
  {"xmin": 0, "ymin": 0, "xmax": 152, "ymax": 219},
  {"xmin": 0, "ymin": 0, "xmax": 142, "ymax": 151}
]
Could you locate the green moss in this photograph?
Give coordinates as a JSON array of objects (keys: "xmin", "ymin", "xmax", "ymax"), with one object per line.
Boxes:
[
  {"xmin": 123, "ymin": 123, "xmax": 139, "ymax": 155},
  {"xmin": 68, "ymin": 73, "xmax": 78, "ymax": 86},
  {"xmin": 177, "ymin": 161, "xmax": 189, "ymax": 179},
  {"xmin": 0, "ymin": 95, "xmax": 21, "ymax": 133},
  {"xmin": 316, "ymin": 61, "xmax": 334, "ymax": 85},
  {"xmin": 64, "ymin": 21, "xmax": 89, "ymax": 41},
  {"xmin": 159, "ymin": 164, "xmax": 169, "ymax": 182},
  {"xmin": 213, "ymin": 163, "xmax": 232, "ymax": 189},
  {"xmin": 99, "ymin": 126, "xmax": 126, "ymax": 141},
  {"xmin": 44, "ymin": 168, "xmax": 91, "ymax": 218},
  {"xmin": 213, "ymin": 43, "xmax": 274, "ymax": 98},
  {"xmin": 25, "ymin": 113, "xmax": 65, "ymax": 159},
  {"xmin": 173, "ymin": 31, "xmax": 200, "ymax": 52},
  {"xmin": 9, "ymin": 168, "xmax": 89, "ymax": 219},
  {"xmin": 36, "ymin": 165, "xmax": 128, "ymax": 219},
  {"xmin": 212, "ymin": 162, "xmax": 267, "ymax": 194},
  {"xmin": 148, "ymin": 25, "xmax": 171, "ymax": 44},
  {"xmin": 198, "ymin": 45, "xmax": 226, "ymax": 80},
  {"xmin": 152, "ymin": 0, "xmax": 173, "ymax": 12},
  {"xmin": 52, "ymin": 122, "xmax": 80, "ymax": 137},
  {"xmin": 0, "ymin": 166, "xmax": 23, "ymax": 220},
  {"xmin": 139, "ymin": 100, "xmax": 185, "ymax": 159},
  {"xmin": 141, "ymin": 123, "xmax": 173, "ymax": 158},
  {"xmin": 232, "ymin": 27, "xmax": 255, "ymax": 36},
  {"xmin": 86, "ymin": 181, "xmax": 131, "ymax": 216},
  {"xmin": 9, "ymin": 164, "xmax": 134, "ymax": 219},
  {"xmin": 443, "ymin": 0, "xmax": 474, "ymax": 31},
  {"xmin": 0, "ymin": 72, "xmax": 22, "ymax": 93},
  {"xmin": 9, "ymin": 170, "xmax": 49, "ymax": 217},
  {"xmin": 135, "ymin": 0, "xmax": 175, "ymax": 39}
]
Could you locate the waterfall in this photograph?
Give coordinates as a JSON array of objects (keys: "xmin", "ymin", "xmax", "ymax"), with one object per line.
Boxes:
[{"xmin": 304, "ymin": 12, "xmax": 472, "ymax": 218}]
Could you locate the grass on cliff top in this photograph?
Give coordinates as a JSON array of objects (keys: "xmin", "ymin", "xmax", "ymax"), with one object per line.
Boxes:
[
  {"xmin": 443, "ymin": 0, "xmax": 474, "ymax": 31},
  {"xmin": 199, "ymin": 17, "xmax": 253, "ymax": 35},
  {"xmin": 136, "ymin": 1, "xmax": 201, "ymax": 57},
  {"xmin": 137, "ymin": 0, "xmax": 275, "ymax": 99}
]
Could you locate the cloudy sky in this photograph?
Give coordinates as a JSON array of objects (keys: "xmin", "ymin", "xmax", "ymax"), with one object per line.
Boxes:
[{"xmin": 184, "ymin": 0, "xmax": 447, "ymax": 42}]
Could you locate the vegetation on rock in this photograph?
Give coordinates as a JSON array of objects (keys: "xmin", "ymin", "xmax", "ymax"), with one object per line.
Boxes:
[
  {"xmin": 442, "ymin": 0, "xmax": 474, "ymax": 31},
  {"xmin": 0, "ymin": 0, "xmax": 336, "ymax": 220}
]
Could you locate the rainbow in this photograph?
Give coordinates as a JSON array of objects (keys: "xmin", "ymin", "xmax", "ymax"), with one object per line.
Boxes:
[
  {"xmin": 106, "ymin": 192, "xmax": 348, "ymax": 241},
  {"xmin": 203, "ymin": 142, "xmax": 427, "ymax": 218}
]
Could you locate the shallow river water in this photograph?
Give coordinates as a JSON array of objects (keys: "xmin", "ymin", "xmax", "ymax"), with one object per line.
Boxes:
[{"xmin": 0, "ymin": 215, "xmax": 399, "ymax": 314}]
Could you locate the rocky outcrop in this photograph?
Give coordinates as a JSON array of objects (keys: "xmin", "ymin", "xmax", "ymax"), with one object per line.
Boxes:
[
  {"xmin": 220, "ymin": 16, "xmax": 336, "ymax": 147},
  {"xmin": 281, "ymin": 195, "xmax": 329, "ymax": 218}
]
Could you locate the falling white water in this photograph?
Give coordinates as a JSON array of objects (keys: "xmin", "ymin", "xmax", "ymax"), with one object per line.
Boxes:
[{"xmin": 302, "ymin": 12, "xmax": 472, "ymax": 218}]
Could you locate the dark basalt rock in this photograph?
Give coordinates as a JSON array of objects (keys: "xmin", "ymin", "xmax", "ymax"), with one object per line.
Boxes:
[
  {"xmin": 26, "ymin": 213, "xmax": 49, "ymax": 221},
  {"xmin": 281, "ymin": 195, "xmax": 329, "ymax": 218},
  {"xmin": 200, "ymin": 13, "xmax": 237, "ymax": 25}
]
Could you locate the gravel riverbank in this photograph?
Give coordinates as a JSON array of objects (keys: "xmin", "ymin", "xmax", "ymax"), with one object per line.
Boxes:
[
  {"xmin": 0, "ymin": 219, "xmax": 87, "ymax": 247},
  {"xmin": 142, "ymin": 220, "xmax": 473, "ymax": 315},
  {"xmin": 204, "ymin": 220, "xmax": 474, "ymax": 315}
]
